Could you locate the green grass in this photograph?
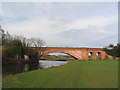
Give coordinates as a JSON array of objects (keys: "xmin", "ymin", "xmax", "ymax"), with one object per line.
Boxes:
[{"xmin": 3, "ymin": 60, "xmax": 118, "ymax": 88}]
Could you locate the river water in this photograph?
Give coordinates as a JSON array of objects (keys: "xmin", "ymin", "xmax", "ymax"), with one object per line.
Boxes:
[
  {"xmin": 39, "ymin": 60, "xmax": 68, "ymax": 68},
  {"xmin": 3, "ymin": 60, "xmax": 68, "ymax": 76}
]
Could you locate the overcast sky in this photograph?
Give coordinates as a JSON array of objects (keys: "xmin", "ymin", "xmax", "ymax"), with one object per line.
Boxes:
[{"xmin": 1, "ymin": 2, "xmax": 118, "ymax": 48}]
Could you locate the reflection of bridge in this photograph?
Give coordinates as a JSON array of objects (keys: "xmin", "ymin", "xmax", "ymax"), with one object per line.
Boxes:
[{"xmin": 37, "ymin": 47, "xmax": 107, "ymax": 60}]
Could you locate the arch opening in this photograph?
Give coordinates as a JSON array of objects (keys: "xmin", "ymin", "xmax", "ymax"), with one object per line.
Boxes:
[
  {"xmin": 40, "ymin": 52, "xmax": 77, "ymax": 60},
  {"xmin": 96, "ymin": 52, "xmax": 101, "ymax": 60},
  {"xmin": 88, "ymin": 52, "xmax": 93, "ymax": 60}
]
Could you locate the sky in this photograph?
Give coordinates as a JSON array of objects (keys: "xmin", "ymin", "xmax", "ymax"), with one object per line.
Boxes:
[{"xmin": 1, "ymin": 2, "xmax": 118, "ymax": 48}]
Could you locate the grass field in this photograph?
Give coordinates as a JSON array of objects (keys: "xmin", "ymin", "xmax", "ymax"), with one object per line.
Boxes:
[{"xmin": 3, "ymin": 60, "xmax": 118, "ymax": 88}]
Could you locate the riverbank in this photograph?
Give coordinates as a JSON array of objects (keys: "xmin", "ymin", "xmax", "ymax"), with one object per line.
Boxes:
[
  {"xmin": 40, "ymin": 58, "xmax": 75, "ymax": 61},
  {"xmin": 3, "ymin": 60, "xmax": 118, "ymax": 88},
  {"xmin": 2, "ymin": 58, "xmax": 40, "ymax": 65}
]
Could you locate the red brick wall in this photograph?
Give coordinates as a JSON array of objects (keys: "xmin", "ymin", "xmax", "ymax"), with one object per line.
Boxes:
[{"xmin": 37, "ymin": 47, "xmax": 107, "ymax": 60}]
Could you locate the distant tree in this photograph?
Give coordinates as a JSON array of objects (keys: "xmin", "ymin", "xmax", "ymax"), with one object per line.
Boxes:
[
  {"xmin": 108, "ymin": 44, "xmax": 114, "ymax": 47},
  {"xmin": 0, "ymin": 28, "xmax": 11, "ymax": 46},
  {"xmin": 26, "ymin": 38, "xmax": 45, "ymax": 47},
  {"xmin": 2, "ymin": 28, "xmax": 46, "ymax": 63},
  {"xmin": 0, "ymin": 26, "xmax": 4, "ymax": 45},
  {"xmin": 117, "ymin": 43, "xmax": 120, "ymax": 57},
  {"xmin": 25, "ymin": 37, "xmax": 45, "ymax": 61},
  {"xmin": 2, "ymin": 35, "xmax": 25, "ymax": 60},
  {"xmin": 103, "ymin": 44, "xmax": 120, "ymax": 57}
]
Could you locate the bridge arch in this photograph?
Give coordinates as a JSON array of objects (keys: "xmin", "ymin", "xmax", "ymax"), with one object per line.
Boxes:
[
  {"xmin": 88, "ymin": 52, "xmax": 94, "ymax": 60},
  {"xmin": 39, "ymin": 50, "xmax": 80, "ymax": 59},
  {"xmin": 96, "ymin": 52, "xmax": 102, "ymax": 60},
  {"xmin": 37, "ymin": 47, "xmax": 107, "ymax": 60}
]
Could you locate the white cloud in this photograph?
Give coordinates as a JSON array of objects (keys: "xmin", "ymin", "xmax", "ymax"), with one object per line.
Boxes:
[
  {"xmin": 2, "ymin": 2, "xmax": 118, "ymax": 47},
  {"xmin": 3, "ymin": 15, "xmax": 117, "ymax": 47},
  {"xmin": 64, "ymin": 15, "xmax": 117, "ymax": 31}
]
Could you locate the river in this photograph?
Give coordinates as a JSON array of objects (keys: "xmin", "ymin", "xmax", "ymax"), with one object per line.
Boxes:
[{"xmin": 3, "ymin": 60, "xmax": 68, "ymax": 77}]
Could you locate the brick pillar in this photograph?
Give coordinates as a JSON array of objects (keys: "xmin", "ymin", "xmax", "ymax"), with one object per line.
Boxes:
[
  {"xmin": 92, "ymin": 52, "xmax": 97, "ymax": 60},
  {"xmin": 101, "ymin": 51, "xmax": 106, "ymax": 60},
  {"xmin": 82, "ymin": 51, "xmax": 88, "ymax": 60}
]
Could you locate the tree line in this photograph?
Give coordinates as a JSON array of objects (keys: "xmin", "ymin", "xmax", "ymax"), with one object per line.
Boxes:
[
  {"xmin": 103, "ymin": 44, "xmax": 120, "ymax": 57},
  {"xmin": 0, "ymin": 27, "xmax": 45, "ymax": 64}
]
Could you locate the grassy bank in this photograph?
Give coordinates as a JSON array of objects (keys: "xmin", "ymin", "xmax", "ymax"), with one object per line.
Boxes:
[{"xmin": 3, "ymin": 60, "xmax": 118, "ymax": 88}]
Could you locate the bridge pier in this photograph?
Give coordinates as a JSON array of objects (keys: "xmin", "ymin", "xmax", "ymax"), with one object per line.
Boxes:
[
  {"xmin": 81, "ymin": 51, "xmax": 88, "ymax": 60},
  {"xmin": 92, "ymin": 52, "xmax": 97, "ymax": 60}
]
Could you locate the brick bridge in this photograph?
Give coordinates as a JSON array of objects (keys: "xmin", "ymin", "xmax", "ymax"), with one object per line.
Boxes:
[{"xmin": 37, "ymin": 47, "xmax": 107, "ymax": 60}]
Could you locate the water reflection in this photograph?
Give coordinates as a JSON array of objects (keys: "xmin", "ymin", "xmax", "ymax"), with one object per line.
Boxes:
[
  {"xmin": 23, "ymin": 64, "xmax": 29, "ymax": 72},
  {"xmin": 3, "ymin": 60, "xmax": 68, "ymax": 76},
  {"xmin": 3, "ymin": 63, "xmax": 39, "ymax": 76},
  {"xmin": 39, "ymin": 60, "xmax": 68, "ymax": 69}
]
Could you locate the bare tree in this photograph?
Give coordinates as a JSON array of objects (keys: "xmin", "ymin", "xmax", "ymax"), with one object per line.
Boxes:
[
  {"xmin": 0, "ymin": 26, "xmax": 4, "ymax": 45},
  {"xmin": 23, "ymin": 37, "xmax": 46, "ymax": 59},
  {"xmin": 27, "ymin": 38, "xmax": 45, "ymax": 47}
]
